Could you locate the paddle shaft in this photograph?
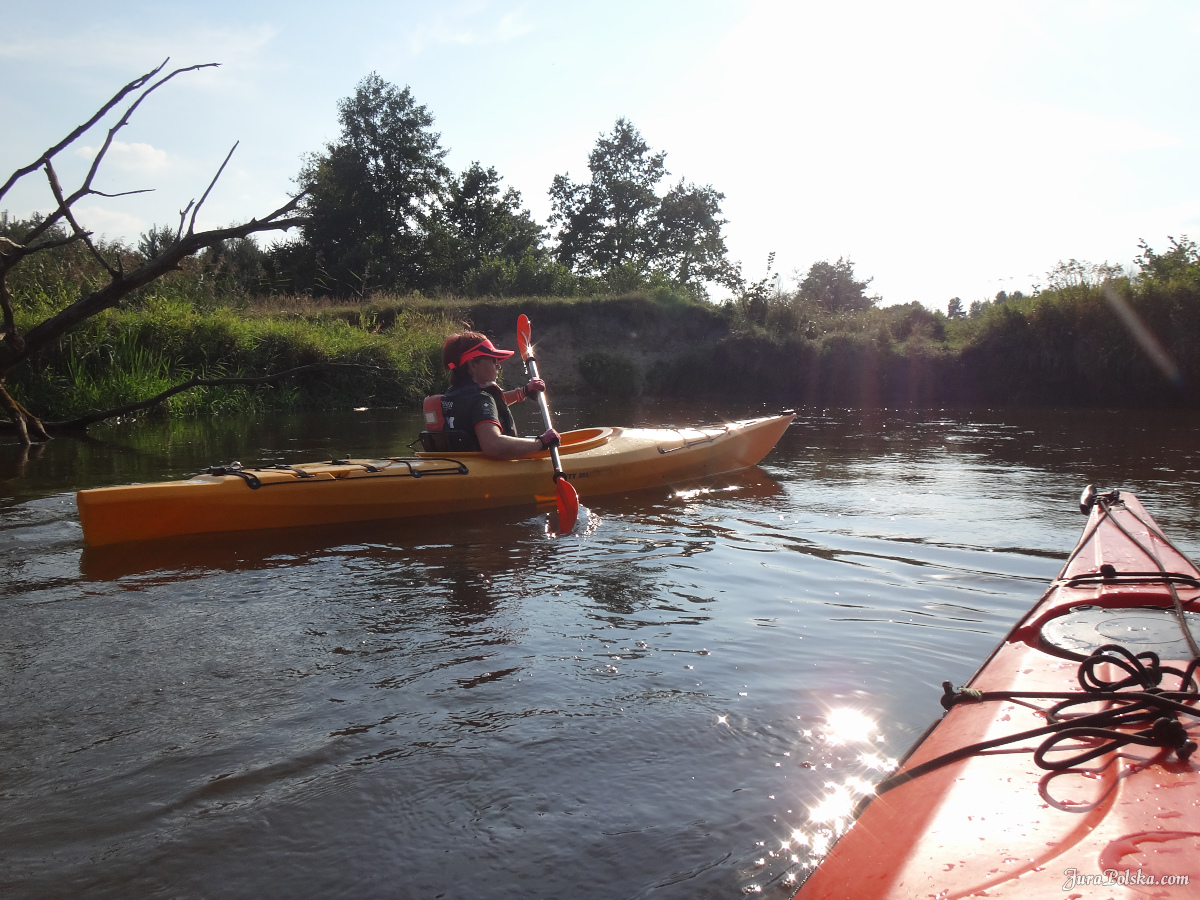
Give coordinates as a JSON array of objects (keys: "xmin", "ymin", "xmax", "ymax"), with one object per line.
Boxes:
[{"xmin": 524, "ymin": 355, "xmax": 565, "ymax": 476}]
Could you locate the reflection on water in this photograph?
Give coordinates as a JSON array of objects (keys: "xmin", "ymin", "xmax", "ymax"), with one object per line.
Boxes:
[{"xmin": 2, "ymin": 403, "xmax": 1200, "ymax": 898}]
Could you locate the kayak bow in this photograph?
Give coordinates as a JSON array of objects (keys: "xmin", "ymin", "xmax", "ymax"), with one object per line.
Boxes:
[{"xmin": 793, "ymin": 488, "xmax": 1200, "ymax": 899}]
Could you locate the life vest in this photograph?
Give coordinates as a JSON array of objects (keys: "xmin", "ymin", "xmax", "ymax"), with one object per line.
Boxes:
[
  {"xmin": 418, "ymin": 385, "xmax": 518, "ymax": 453},
  {"xmin": 419, "ymin": 393, "xmax": 468, "ymax": 451},
  {"xmin": 422, "ymin": 395, "xmax": 446, "ymax": 432}
]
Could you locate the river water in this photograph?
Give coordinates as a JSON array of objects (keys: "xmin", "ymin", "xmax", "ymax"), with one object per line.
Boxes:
[{"xmin": 2, "ymin": 401, "xmax": 1199, "ymax": 899}]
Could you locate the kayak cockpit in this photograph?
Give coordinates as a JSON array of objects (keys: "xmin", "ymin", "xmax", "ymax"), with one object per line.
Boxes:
[{"xmin": 413, "ymin": 426, "xmax": 615, "ymax": 459}]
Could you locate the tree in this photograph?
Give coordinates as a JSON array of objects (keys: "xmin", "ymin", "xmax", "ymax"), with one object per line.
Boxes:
[
  {"xmin": 1135, "ymin": 236, "xmax": 1200, "ymax": 284},
  {"xmin": 200, "ymin": 236, "xmax": 270, "ymax": 297},
  {"xmin": 947, "ymin": 297, "xmax": 964, "ymax": 319},
  {"xmin": 292, "ymin": 73, "xmax": 450, "ymax": 296},
  {"xmin": 548, "ymin": 118, "xmax": 737, "ymax": 295},
  {"xmin": 652, "ymin": 180, "xmax": 741, "ymax": 295},
  {"xmin": 797, "ymin": 257, "xmax": 879, "ymax": 312},
  {"xmin": 435, "ymin": 162, "xmax": 544, "ymax": 289},
  {"xmin": 1045, "ymin": 258, "xmax": 1125, "ymax": 292},
  {"xmin": 549, "ymin": 118, "xmax": 666, "ymax": 278},
  {"xmin": 0, "ymin": 61, "xmax": 307, "ymax": 445},
  {"xmin": 137, "ymin": 224, "xmax": 178, "ymax": 260}
]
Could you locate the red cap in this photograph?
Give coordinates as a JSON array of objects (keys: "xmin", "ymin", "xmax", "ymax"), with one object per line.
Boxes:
[{"xmin": 451, "ymin": 338, "xmax": 514, "ymax": 369}]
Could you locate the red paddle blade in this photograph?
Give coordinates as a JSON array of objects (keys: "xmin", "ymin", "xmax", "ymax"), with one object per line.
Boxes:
[
  {"xmin": 555, "ymin": 477, "xmax": 579, "ymax": 534},
  {"xmin": 517, "ymin": 315, "xmax": 532, "ymax": 360}
]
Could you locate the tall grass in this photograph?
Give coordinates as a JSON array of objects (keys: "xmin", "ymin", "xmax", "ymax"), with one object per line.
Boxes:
[{"xmin": 11, "ymin": 294, "xmax": 456, "ymax": 421}]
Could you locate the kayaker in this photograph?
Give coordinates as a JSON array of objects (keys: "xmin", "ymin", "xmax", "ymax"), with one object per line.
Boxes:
[{"xmin": 439, "ymin": 331, "xmax": 560, "ymax": 459}]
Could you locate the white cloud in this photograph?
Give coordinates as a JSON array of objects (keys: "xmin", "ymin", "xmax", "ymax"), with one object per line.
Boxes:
[
  {"xmin": 71, "ymin": 205, "xmax": 147, "ymax": 242},
  {"xmin": 76, "ymin": 141, "xmax": 171, "ymax": 173},
  {"xmin": 405, "ymin": 2, "xmax": 533, "ymax": 53}
]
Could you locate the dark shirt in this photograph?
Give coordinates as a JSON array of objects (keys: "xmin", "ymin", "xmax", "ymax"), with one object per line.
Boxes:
[{"xmin": 441, "ymin": 383, "xmax": 517, "ymax": 450}]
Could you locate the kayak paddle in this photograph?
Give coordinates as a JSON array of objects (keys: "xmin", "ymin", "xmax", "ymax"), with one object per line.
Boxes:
[{"xmin": 516, "ymin": 314, "xmax": 579, "ymax": 534}]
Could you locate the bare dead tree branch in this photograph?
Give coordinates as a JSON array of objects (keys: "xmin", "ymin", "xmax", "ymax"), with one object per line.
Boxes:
[
  {"xmin": 0, "ymin": 387, "xmax": 32, "ymax": 444},
  {"xmin": 0, "ymin": 63, "xmax": 309, "ymax": 445},
  {"xmin": 176, "ymin": 200, "xmax": 195, "ymax": 241},
  {"xmin": 18, "ymin": 61, "xmax": 220, "ymax": 249},
  {"xmin": 92, "ymin": 188, "xmax": 155, "ymax": 199},
  {"xmin": 0, "ymin": 60, "xmax": 167, "ymax": 203},
  {"xmin": 0, "ymin": 282, "xmax": 15, "ymax": 349},
  {"xmin": 76, "ymin": 63, "xmax": 220, "ymax": 206},
  {"xmin": 0, "ymin": 386, "xmax": 50, "ymax": 443},
  {"xmin": 44, "ymin": 160, "xmax": 120, "ymax": 278},
  {"xmin": 188, "ymin": 142, "xmax": 238, "ymax": 235}
]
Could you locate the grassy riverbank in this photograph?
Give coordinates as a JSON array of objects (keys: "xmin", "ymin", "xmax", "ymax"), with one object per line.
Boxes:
[{"xmin": 7, "ymin": 239, "xmax": 1200, "ymax": 423}]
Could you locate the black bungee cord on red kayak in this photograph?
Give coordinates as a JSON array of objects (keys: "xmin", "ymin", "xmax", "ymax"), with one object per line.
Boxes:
[
  {"xmin": 866, "ymin": 485, "xmax": 1200, "ymax": 808},
  {"xmin": 864, "ymin": 489, "xmax": 1200, "ymax": 806},
  {"xmin": 863, "ymin": 645, "xmax": 1200, "ymax": 808},
  {"xmin": 1078, "ymin": 487, "xmax": 1200, "ymax": 659}
]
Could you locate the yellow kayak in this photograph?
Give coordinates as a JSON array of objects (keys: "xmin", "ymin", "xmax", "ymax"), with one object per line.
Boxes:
[{"xmin": 76, "ymin": 413, "xmax": 795, "ymax": 546}]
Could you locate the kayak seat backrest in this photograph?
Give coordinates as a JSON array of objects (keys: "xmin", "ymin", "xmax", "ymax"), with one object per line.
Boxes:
[{"xmin": 418, "ymin": 431, "xmax": 478, "ymax": 452}]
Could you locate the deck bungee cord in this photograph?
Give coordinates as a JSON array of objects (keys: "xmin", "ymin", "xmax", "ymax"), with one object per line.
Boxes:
[
  {"xmin": 1078, "ymin": 488, "xmax": 1200, "ymax": 659},
  {"xmin": 200, "ymin": 457, "xmax": 471, "ymax": 489},
  {"xmin": 862, "ymin": 486, "xmax": 1200, "ymax": 808},
  {"xmin": 792, "ymin": 488, "xmax": 1200, "ymax": 899},
  {"xmin": 865, "ymin": 645, "xmax": 1200, "ymax": 810}
]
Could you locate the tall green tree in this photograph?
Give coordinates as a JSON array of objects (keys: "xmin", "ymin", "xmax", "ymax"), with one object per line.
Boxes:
[
  {"xmin": 549, "ymin": 118, "xmax": 666, "ymax": 278},
  {"xmin": 798, "ymin": 257, "xmax": 879, "ymax": 312},
  {"xmin": 1135, "ymin": 236, "xmax": 1199, "ymax": 286},
  {"xmin": 548, "ymin": 118, "xmax": 737, "ymax": 296},
  {"xmin": 652, "ymin": 179, "xmax": 740, "ymax": 293},
  {"xmin": 439, "ymin": 163, "xmax": 543, "ymax": 276},
  {"xmin": 292, "ymin": 74, "xmax": 450, "ymax": 296}
]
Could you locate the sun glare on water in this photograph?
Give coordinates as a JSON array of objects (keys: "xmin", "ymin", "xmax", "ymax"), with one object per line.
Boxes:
[{"xmin": 823, "ymin": 708, "xmax": 877, "ymax": 745}]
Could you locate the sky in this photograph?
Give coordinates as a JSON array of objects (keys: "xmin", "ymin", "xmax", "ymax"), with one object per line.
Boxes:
[{"xmin": 2, "ymin": 0, "xmax": 1198, "ymax": 309}]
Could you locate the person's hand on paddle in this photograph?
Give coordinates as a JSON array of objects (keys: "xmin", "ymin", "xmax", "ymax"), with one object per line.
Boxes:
[
  {"xmin": 523, "ymin": 378, "xmax": 546, "ymax": 398},
  {"xmin": 517, "ymin": 313, "xmax": 578, "ymax": 533}
]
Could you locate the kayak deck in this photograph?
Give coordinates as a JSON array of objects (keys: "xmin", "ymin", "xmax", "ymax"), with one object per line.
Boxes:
[
  {"xmin": 794, "ymin": 490, "xmax": 1200, "ymax": 899},
  {"xmin": 76, "ymin": 413, "xmax": 794, "ymax": 546}
]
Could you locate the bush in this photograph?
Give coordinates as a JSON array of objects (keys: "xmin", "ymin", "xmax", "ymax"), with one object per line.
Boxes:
[{"xmin": 461, "ymin": 252, "xmax": 578, "ymax": 297}]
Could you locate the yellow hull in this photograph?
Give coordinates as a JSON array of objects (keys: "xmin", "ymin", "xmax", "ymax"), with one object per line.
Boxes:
[{"xmin": 76, "ymin": 413, "xmax": 794, "ymax": 546}]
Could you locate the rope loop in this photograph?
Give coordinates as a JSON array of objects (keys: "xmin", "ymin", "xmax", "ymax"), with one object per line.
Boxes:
[
  {"xmin": 1033, "ymin": 712, "xmax": 1198, "ymax": 770},
  {"xmin": 1077, "ymin": 644, "xmax": 1164, "ymax": 692},
  {"xmin": 874, "ymin": 647, "xmax": 1200, "ymax": 800}
]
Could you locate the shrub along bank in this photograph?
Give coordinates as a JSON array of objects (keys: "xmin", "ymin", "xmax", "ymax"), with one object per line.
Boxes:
[
  {"xmin": 7, "ymin": 239, "xmax": 1200, "ymax": 423},
  {"xmin": 668, "ymin": 243, "xmax": 1200, "ymax": 409}
]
